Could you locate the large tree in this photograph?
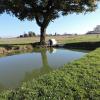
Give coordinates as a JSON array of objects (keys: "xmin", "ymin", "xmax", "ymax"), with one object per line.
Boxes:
[{"xmin": 0, "ymin": 0, "xmax": 99, "ymax": 45}]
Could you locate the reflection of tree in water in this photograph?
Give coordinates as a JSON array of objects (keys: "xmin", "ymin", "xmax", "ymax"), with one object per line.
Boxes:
[
  {"xmin": 0, "ymin": 83, "xmax": 5, "ymax": 91},
  {"xmin": 48, "ymin": 47, "xmax": 57, "ymax": 54},
  {"xmin": 23, "ymin": 48, "xmax": 54, "ymax": 82}
]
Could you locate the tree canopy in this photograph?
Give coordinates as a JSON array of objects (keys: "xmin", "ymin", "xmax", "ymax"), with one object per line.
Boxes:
[{"xmin": 0, "ymin": 0, "xmax": 100, "ymax": 45}]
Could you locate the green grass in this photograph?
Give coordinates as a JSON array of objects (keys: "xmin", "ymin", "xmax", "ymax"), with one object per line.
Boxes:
[
  {"xmin": 63, "ymin": 34, "xmax": 100, "ymax": 44},
  {"xmin": 0, "ymin": 37, "xmax": 38, "ymax": 45},
  {"xmin": 0, "ymin": 48, "xmax": 100, "ymax": 100},
  {"xmin": 0, "ymin": 34, "xmax": 100, "ymax": 45}
]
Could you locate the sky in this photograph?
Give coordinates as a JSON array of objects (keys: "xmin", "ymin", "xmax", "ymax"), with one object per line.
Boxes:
[{"xmin": 0, "ymin": 5, "xmax": 100, "ymax": 38}]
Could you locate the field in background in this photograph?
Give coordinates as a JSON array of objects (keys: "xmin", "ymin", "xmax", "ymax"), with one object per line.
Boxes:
[{"xmin": 0, "ymin": 34, "xmax": 100, "ymax": 45}]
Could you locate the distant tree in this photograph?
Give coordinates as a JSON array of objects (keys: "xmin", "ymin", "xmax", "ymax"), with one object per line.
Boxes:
[
  {"xmin": 24, "ymin": 33, "xmax": 28, "ymax": 37},
  {"xmin": 28, "ymin": 31, "xmax": 36, "ymax": 37},
  {"xmin": 0, "ymin": 0, "xmax": 99, "ymax": 45},
  {"xmin": 19, "ymin": 35, "xmax": 24, "ymax": 38},
  {"xmin": 55, "ymin": 32, "xmax": 57, "ymax": 36},
  {"xmin": 74, "ymin": 33, "xmax": 78, "ymax": 35},
  {"xmin": 49, "ymin": 34, "xmax": 52, "ymax": 36}
]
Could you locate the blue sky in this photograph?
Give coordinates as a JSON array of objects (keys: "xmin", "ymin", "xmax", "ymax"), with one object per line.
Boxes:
[{"xmin": 0, "ymin": 5, "xmax": 100, "ymax": 38}]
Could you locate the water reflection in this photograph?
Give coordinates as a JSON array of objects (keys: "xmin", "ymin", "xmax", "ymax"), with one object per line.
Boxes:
[
  {"xmin": 0, "ymin": 83, "xmax": 5, "ymax": 91},
  {"xmin": 48, "ymin": 48, "xmax": 57, "ymax": 53},
  {"xmin": 0, "ymin": 48, "xmax": 87, "ymax": 90},
  {"xmin": 23, "ymin": 48, "xmax": 53, "ymax": 81}
]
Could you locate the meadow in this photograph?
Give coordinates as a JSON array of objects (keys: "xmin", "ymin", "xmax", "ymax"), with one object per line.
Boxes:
[
  {"xmin": 0, "ymin": 34, "xmax": 100, "ymax": 45},
  {"xmin": 0, "ymin": 34, "xmax": 100, "ymax": 100}
]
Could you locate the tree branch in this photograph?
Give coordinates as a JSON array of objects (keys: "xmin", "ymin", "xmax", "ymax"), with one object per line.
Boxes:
[{"xmin": 35, "ymin": 16, "xmax": 42, "ymax": 27}]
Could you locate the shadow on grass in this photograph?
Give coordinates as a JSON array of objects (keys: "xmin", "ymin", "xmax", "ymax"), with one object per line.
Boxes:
[
  {"xmin": 1, "ymin": 41, "xmax": 100, "ymax": 51},
  {"xmin": 63, "ymin": 41, "xmax": 100, "ymax": 50}
]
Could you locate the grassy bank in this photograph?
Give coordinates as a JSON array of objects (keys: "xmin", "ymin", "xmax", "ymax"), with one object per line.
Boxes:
[
  {"xmin": 0, "ymin": 48, "xmax": 100, "ymax": 100},
  {"xmin": 0, "ymin": 44, "xmax": 34, "ymax": 57},
  {"xmin": 0, "ymin": 34, "xmax": 100, "ymax": 56}
]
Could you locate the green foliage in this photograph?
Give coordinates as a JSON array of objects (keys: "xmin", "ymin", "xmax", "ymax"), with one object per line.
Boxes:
[
  {"xmin": 23, "ymin": 33, "xmax": 28, "ymax": 37},
  {"xmin": 0, "ymin": 48, "xmax": 100, "ymax": 100},
  {"xmin": 0, "ymin": 0, "xmax": 98, "ymax": 22},
  {"xmin": 19, "ymin": 31, "xmax": 36, "ymax": 38},
  {"xmin": 0, "ymin": 90, "xmax": 12, "ymax": 100},
  {"xmin": 28, "ymin": 31, "xmax": 36, "ymax": 37}
]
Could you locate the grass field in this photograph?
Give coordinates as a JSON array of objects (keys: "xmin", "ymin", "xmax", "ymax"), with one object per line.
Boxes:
[{"xmin": 0, "ymin": 34, "xmax": 100, "ymax": 45}]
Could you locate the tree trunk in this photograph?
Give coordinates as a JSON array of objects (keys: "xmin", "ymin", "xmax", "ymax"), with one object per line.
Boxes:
[
  {"xmin": 40, "ymin": 27, "xmax": 46, "ymax": 45},
  {"xmin": 41, "ymin": 50, "xmax": 49, "ymax": 67}
]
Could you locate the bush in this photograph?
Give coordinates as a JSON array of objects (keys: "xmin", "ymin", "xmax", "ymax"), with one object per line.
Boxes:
[{"xmin": 0, "ymin": 48, "xmax": 100, "ymax": 100}]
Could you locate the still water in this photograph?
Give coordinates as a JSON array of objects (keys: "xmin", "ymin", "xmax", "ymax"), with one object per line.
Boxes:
[{"xmin": 0, "ymin": 48, "xmax": 87, "ymax": 90}]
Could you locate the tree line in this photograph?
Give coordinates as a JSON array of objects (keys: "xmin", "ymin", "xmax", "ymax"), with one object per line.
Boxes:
[{"xmin": 18, "ymin": 31, "xmax": 36, "ymax": 38}]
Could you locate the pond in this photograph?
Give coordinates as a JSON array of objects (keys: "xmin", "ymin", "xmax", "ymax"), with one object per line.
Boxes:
[{"xmin": 0, "ymin": 48, "xmax": 87, "ymax": 90}]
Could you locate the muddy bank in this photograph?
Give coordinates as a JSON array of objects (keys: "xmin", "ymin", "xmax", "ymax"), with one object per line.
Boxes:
[
  {"xmin": 0, "ymin": 44, "xmax": 33, "ymax": 57},
  {"xmin": 0, "ymin": 43, "xmax": 53, "ymax": 57}
]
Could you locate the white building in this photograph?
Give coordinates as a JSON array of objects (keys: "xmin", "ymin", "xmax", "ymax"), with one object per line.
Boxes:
[
  {"xmin": 87, "ymin": 25, "xmax": 100, "ymax": 34},
  {"xmin": 48, "ymin": 39, "xmax": 57, "ymax": 46},
  {"xmin": 94, "ymin": 25, "xmax": 100, "ymax": 33}
]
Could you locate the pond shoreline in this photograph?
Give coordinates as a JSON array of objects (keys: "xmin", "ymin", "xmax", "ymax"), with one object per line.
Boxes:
[
  {"xmin": 0, "ymin": 41, "xmax": 100, "ymax": 57},
  {"xmin": 0, "ymin": 44, "xmax": 34, "ymax": 57}
]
